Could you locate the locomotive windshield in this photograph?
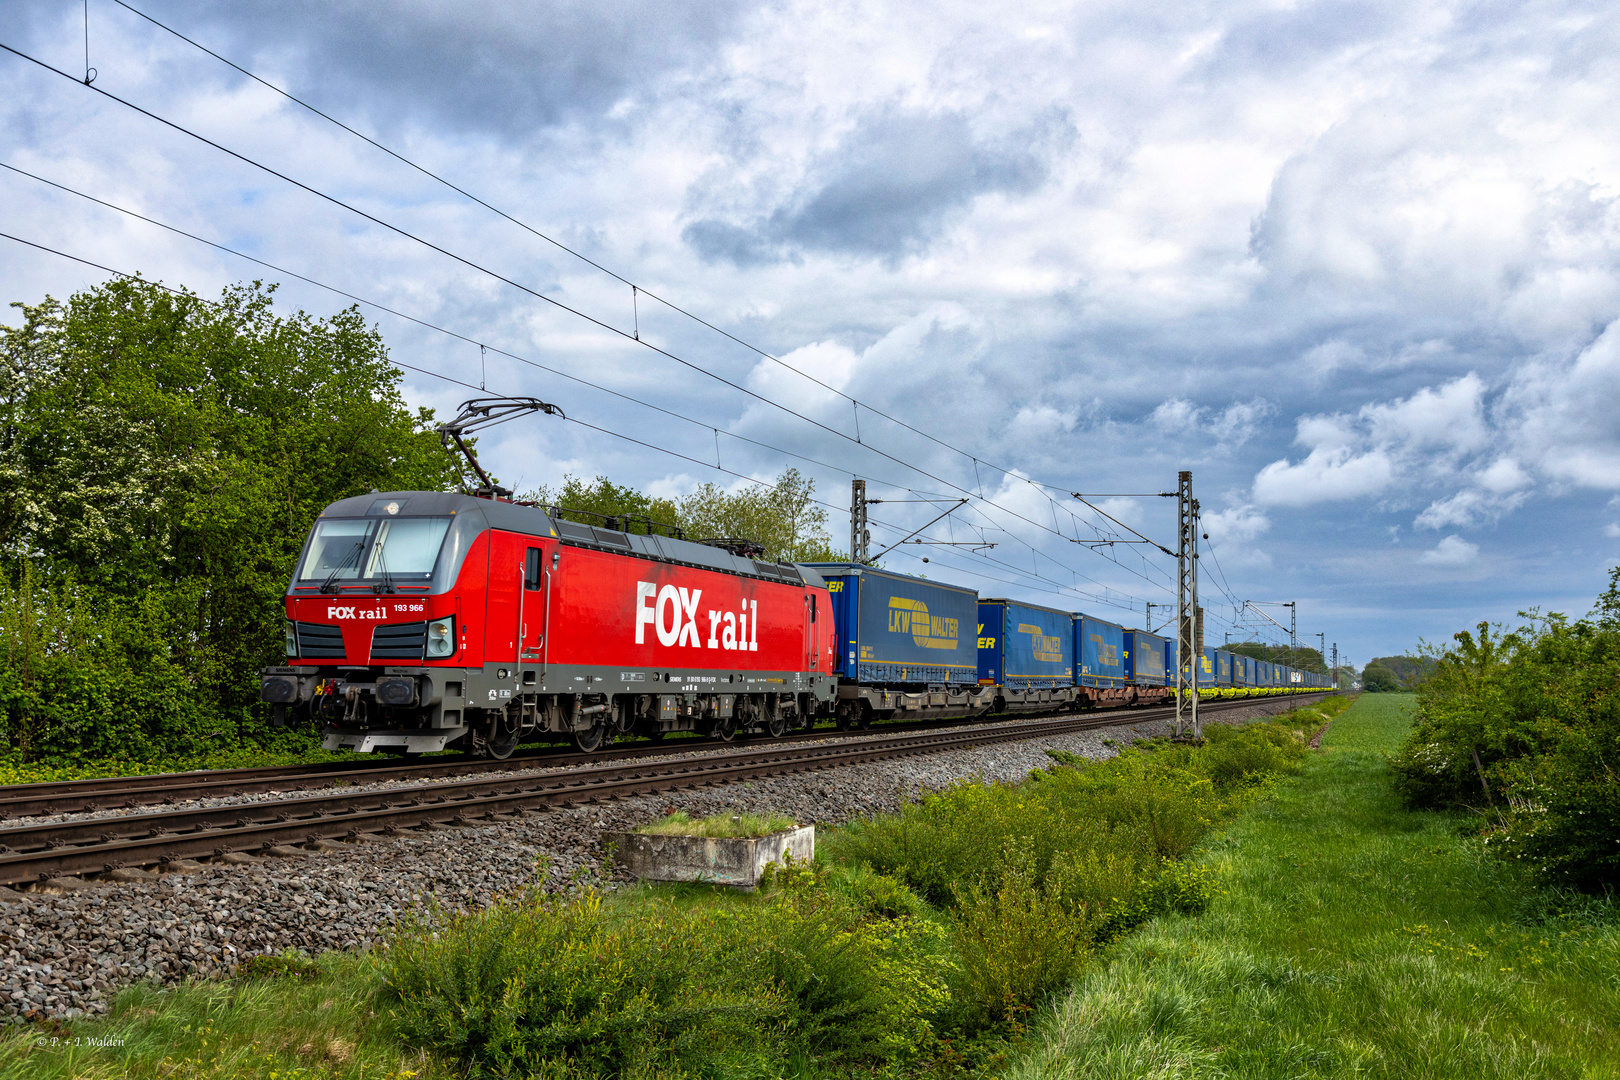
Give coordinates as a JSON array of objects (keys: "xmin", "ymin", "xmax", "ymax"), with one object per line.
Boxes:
[{"xmin": 297, "ymin": 516, "xmax": 453, "ymax": 585}]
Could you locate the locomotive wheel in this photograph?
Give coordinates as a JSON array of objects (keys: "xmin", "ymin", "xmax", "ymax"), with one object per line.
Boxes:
[
  {"xmin": 712, "ymin": 713, "xmax": 739, "ymax": 742},
  {"xmin": 765, "ymin": 710, "xmax": 789, "ymax": 739},
  {"xmin": 484, "ymin": 709, "xmax": 521, "ymax": 760},
  {"xmin": 574, "ymin": 721, "xmax": 609, "ymax": 753}
]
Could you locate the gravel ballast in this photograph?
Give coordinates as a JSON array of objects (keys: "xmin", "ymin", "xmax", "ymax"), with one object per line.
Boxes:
[{"xmin": 0, "ymin": 699, "xmax": 1308, "ymax": 1023}]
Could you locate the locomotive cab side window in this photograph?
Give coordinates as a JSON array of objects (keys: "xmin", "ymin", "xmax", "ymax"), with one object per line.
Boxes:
[{"xmin": 524, "ymin": 547, "xmax": 543, "ymax": 590}]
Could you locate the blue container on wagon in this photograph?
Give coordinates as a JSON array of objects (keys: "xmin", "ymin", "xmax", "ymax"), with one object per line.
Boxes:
[
  {"xmin": 806, "ymin": 562, "xmax": 979, "ymax": 686},
  {"xmin": 1124, "ymin": 629, "xmax": 1167, "ymax": 686},
  {"xmin": 1237, "ymin": 655, "xmax": 1256, "ymax": 686},
  {"xmin": 1074, "ymin": 614, "xmax": 1126, "ymax": 688},
  {"xmin": 1200, "ymin": 647, "xmax": 1218, "ymax": 686},
  {"xmin": 1212, "ymin": 649, "xmax": 1234, "ymax": 687},
  {"xmin": 978, "ymin": 600, "xmax": 1073, "ymax": 688}
]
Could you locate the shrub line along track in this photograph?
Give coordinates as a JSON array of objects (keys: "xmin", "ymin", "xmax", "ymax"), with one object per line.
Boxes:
[
  {"xmin": 0, "ymin": 693, "xmax": 1320, "ymax": 819},
  {"xmin": 0, "ymin": 693, "xmax": 1332, "ymax": 888}
]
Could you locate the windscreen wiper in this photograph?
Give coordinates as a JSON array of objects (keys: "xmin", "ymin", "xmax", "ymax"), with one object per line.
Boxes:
[
  {"xmin": 319, "ymin": 542, "xmax": 364, "ymax": 594},
  {"xmin": 372, "ymin": 543, "xmax": 396, "ymax": 594}
]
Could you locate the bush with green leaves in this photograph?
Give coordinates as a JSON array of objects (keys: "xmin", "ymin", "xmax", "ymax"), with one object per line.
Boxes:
[
  {"xmin": 1390, "ymin": 569, "xmax": 1620, "ymax": 890},
  {"xmin": 823, "ymin": 708, "xmax": 1327, "ymax": 1023},
  {"xmin": 0, "ymin": 279, "xmax": 460, "ymax": 762},
  {"xmin": 374, "ymin": 866, "xmax": 949, "ymax": 1078}
]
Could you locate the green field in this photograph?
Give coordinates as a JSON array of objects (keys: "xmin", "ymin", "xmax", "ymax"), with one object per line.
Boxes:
[{"xmin": 1009, "ymin": 693, "xmax": 1620, "ymax": 1079}]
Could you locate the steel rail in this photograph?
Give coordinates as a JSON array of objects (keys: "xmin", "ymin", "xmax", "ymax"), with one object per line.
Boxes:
[
  {"xmin": 0, "ymin": 693, "xmax": 1333, "ymax": 887},
  {"xmin": 0, "ymin": 690, "xmax": 1325, "ymax": 818}
]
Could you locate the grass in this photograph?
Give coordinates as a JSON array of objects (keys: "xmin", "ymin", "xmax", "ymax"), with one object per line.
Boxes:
[
  {"xmin": 0, "ymin": 951, "xmax": 446, "ymax": 1080},
  {"xmin": 634, "ymin": 809, "xmax": 797, "ymax": 837},
  {"xmin": 1007, "ymin": 693, "xmax": 1620, "ymax": 1080},
  {"xmin": 0, "ymin": 746, "xmax": 372, "ymax": 787}
]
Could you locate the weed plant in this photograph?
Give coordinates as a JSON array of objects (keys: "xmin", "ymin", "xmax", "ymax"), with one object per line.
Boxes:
[
  {"xmin": 0, "ymin": 949, "xmax": 441, "ymax": 1080},
  {"xmin": 373, "ymin": 861, "xmax": 949, "ymax": 1078},
  {"xmin": 824, "ymin": 700, "xmax": 1349, "ymax": 1027},
  {"xmin": 0, "ymin": 703, "xmax": 1347, "ymax": 1079}
]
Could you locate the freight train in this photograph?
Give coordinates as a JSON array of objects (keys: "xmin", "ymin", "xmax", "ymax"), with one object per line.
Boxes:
[{"xmin": 260, "ymin": 488, "xmax": 1329, "ymax": 757}]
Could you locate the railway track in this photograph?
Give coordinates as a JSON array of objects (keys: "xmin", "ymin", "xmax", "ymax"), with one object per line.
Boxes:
[
  {"xmin": 0, "ymin": 692, "xmax": 1334, "ymax": 888},
  {"xmin": 0, "ymin": 691, "xmax": 1325, "ymax": 820}
]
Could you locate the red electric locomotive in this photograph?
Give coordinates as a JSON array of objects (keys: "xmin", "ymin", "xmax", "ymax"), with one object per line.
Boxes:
[{"xmin": 260, "ymin": 489, "xmax": 839, "ymax": 756}]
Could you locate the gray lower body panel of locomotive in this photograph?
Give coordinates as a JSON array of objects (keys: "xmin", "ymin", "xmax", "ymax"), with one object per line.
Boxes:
[{"xmin": 263, "ymin": 663, "xmax": 837, "ymax": 754}]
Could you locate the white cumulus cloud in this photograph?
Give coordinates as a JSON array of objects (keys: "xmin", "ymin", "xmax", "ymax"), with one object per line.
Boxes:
[{"xmin": 1420, "ymin": 535, "xmax": 1480, "ymax": 567}]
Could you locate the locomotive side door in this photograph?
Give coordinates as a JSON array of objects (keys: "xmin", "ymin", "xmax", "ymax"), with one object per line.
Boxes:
[
  {"xmin": 483, "ymin": 530, "xmax": 525, "ymax": 664},
  {"xmin": 805, "ymin": 590, "xmax": 818, "ymax": 672},
  {"xmin": 520, "ymin": 544, "xmax": 546, "ymax": 669}
]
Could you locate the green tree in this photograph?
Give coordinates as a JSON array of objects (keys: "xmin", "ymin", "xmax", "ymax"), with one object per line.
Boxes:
[
  {"xmin": 1365, "ymin": 654, "xmax": 1436, "ymax": 688},
  {"xmin": 0, "ymin": 278, "xmax": 459, "ymax": 761},
  {"xmin": 530, "ymin": 468, "xmax": 842, "ymax": 563},
  {"xmin": 1361, "ymin": 663, "xmax": 1400, "ymax": 692},
  {"xmin": 528, "ymin": 475, "xmax": 681, "ymax": 533},
  {"xmin": 678, "ymin": 468, "xmax": 841, "ymax": 563}
]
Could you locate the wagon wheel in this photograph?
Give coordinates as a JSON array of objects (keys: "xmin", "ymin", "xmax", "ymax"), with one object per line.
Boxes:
[{"xmin": 835, "ymin": 700, "xmax": 858, "ymax": 731}]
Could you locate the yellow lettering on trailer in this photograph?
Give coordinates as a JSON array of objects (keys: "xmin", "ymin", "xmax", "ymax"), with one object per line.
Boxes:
[
  {"xmin": 887, "ymin": 597, "xmax": 959, "ymax": 649},
  {"xmin": 1019, "ymin": 623, "xmax": 1064, "ymax": 664}
]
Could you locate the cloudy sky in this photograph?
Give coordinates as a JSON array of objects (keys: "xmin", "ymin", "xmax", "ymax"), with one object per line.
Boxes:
[{"xmin": 4, "ymin": 0, "xmax": 1619, "ymax": 666}]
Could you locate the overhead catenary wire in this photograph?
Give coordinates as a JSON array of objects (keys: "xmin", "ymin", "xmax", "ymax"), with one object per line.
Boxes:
[
  {"xmin": 0, "ymin": 158, "xmax": 1181, "ymax": 629},
  {"xmin": 4, "ymin": 225, "xmax": 1176, "ymax": 626},
  {"xmin": 0, "ymin": 150, "xmax": 1179, "ymax": 614},
  {"xmin": 0, "ymin": 37, "xmax": 1121, "ymax": 570},
  {"xmin": 100, "ymin": 0, "xmax": 1127, "ymax": 549},
  {"xmin": 1, "ymin": 31, "xmax": 1231, "ymax": 621},
  {"xmin": 0, "ymin": 160, "xmax": 968, "ymax": 512},
  {"xmin": 8, "ymin": 15, "xmax": 1175, "ymax": 586}
]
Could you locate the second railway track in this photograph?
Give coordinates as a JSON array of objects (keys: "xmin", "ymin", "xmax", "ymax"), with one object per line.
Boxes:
[{"xmin": 0, "ymin": 693, "xmax": 1333, "ymax": 889}]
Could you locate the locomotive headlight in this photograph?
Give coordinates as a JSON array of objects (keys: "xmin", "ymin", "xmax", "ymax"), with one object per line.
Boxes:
[
  {"xmin": 284, "ymin": 619, "xmax": 297, "ymax": 657},
  {"xmin": 426, "ymin": 616, "xmax": 455, "ymax": 658}
]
